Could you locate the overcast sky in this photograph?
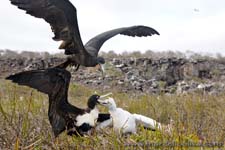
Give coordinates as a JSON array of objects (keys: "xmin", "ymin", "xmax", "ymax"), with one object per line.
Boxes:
[{"xmin": 1, "ymin": 0, "xmax": 225, "ymax": 55}]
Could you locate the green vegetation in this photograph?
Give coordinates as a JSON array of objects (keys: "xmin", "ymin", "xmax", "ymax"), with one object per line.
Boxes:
[{"xmin": 0, "ymin": 79, "xmax": 224, "ymax": 149}]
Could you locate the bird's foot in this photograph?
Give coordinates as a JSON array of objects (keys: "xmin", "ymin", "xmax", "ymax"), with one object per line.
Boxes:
[
  {"xmin": 74, "ymin": 64, "xmax": 80, "ymax": 71},
  {"xmin": 69, "ymin": 64, "xmax": 80, "ymax": 71}
]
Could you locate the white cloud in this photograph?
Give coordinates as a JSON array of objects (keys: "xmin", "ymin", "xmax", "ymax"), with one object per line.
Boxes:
[{"xmin": 0, "ymin": 0, "xmax": 225, "ymax": 55}]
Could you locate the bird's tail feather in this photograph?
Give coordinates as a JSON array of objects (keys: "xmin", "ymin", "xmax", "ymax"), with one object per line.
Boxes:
[{"xmin": 133, "ymin": 114, "xmax": 161, "ymax": 130}]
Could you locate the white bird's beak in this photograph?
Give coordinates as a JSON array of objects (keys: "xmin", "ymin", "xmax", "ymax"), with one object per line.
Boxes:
[
  {"xmin": 99, "ymin": 93, "xmax": 112, "ymax": 99},
  {"xmin": 98, "ymin": 93, "xmax": 112, "ymax": 105}
]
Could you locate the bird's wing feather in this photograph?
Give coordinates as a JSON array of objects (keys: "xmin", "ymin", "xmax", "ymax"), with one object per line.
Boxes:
[
  {"xmin": 6, "ymin": 68, "xmax": 72, "ymax": 136},
  {"xmin": 5, "ymin": 68, "xmax": 70, "ymax": 95},
  {"xmin": 133, "ymin": 113, "xmax": 161, "ymax": 130},
  {"xmin": 84, "ymin": 25, "xmax": 159, "ymax": 56},
  {"xmin": 96, "ymin": 117, "xmax": 113, "ymax": 130},
  {"xmin": 9, "ymin": 0, "xmax": 85, "ymax": 55}
]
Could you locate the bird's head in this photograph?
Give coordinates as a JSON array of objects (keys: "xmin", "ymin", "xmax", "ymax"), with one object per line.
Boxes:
[
  {"xmin": 87, "ymin": 94, "xmax": 101, "ymax": 109},
  {"xmin": 98, "ymin": 97, "xmax": 117, "ymax": 110},
  {"xmin": 87, "ymin": 93, "xmax": 112, "ymax": 109},
  {"xmin": 97, "ymin": 56, "xmax": 105, "ymax": 65}
]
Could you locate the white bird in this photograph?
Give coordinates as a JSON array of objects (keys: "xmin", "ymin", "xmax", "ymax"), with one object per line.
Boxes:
[{"xmin": 98, "ymin": 97, "xmax": 161, "ymax": 135}]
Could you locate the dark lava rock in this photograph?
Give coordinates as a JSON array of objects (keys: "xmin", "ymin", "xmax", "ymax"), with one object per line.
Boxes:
[{"xmin": 1, "ymin": 56, "xmax": 225, "ymax": 94}]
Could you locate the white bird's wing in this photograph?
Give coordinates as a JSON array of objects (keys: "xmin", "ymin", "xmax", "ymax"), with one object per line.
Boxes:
[
  {"xmin": 133, "ymin": 114, "xmax": 161, "ymax": 130},
  {"xmin": 96, "ymin": 118, "xmax": 113, "ymax": 130}
]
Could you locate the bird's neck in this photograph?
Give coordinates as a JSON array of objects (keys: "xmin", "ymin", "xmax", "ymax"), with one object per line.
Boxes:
[
  {"xmin": 108, "ymin": 106, "xmax": 117, "ymax": 112},
  {"xmin": 87, "ymin": 106, "xmax": 98, "ymax": 112},
  {"xmin": 89, "ymin": 107, "xmax": 99, "ymax": 120}
]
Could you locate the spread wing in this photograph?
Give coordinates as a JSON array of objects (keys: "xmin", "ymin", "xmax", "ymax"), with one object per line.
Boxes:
[
  {"xmin": 6, "ymin": 68, "xmax": 70, "ymax": 95},
  {"xmin": 10, "ymin": 0, "xmax": 85, "ymax": 55},
  {"xmin": 6, "ymin": 68, "xmax": 71, "ymax": 136},
  {"xmin": 84, "ymin": 25, "xmax": 160, "ymax": 56}
]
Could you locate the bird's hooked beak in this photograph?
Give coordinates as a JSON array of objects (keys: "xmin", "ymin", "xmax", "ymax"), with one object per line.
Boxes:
[{"xmin": 98, "ymin": 64, "xmax": 105, "ymax": 79}]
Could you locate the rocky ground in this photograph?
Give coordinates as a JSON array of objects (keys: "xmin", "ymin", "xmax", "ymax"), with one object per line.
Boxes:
[{"xmin": 1, "ymin": 52, "xmax": 225, "ymax": 95}]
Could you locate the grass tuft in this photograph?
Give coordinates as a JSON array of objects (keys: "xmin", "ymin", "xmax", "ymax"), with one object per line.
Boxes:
[{"xmin": 0, "ymin": 79, "xmax": 224, "ymax": 149}]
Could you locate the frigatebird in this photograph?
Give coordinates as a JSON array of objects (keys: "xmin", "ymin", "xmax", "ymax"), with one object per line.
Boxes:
[
  {"xmin": 9, "ymin": 0, "xmax": 160, "ymax": 72},
  {"xmin": 6, "ymin": 68, "xmax": 111, "ymax": 137}
]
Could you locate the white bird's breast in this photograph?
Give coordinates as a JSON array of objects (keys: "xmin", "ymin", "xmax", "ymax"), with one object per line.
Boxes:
[{"xmin": 76, "ymin": 108, "xmax": 99, "ymax": 127}]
